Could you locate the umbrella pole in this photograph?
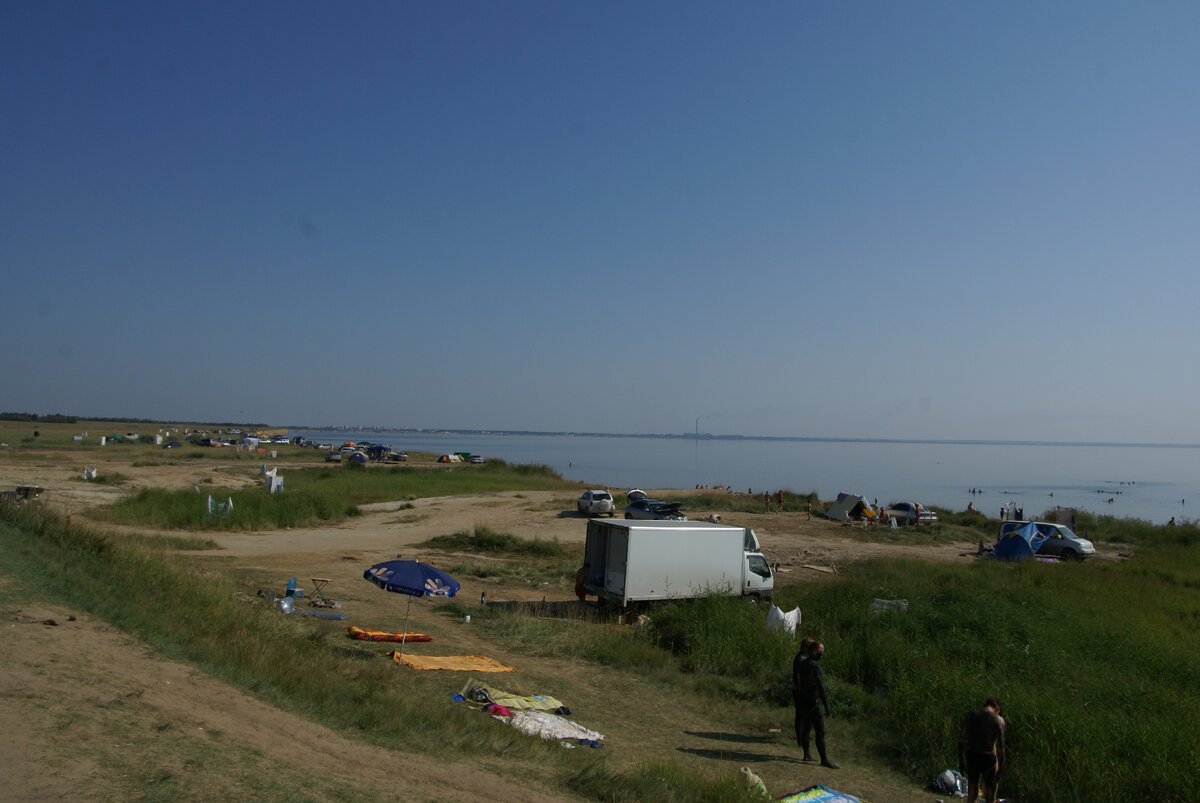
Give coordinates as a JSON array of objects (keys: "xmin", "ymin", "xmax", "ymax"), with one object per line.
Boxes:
[{"xmin": 398, "ymin": 596, "xmax": 414, "ymax": 663}]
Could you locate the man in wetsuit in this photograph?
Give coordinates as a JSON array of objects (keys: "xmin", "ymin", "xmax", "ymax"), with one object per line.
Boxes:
[
  {"xmin": 793, "ymin": 640, "xmax": 838, "ymax": 768},
  {"xmin": 958, "ymin": 697, "xmax": 1006, "ymax": 803}
]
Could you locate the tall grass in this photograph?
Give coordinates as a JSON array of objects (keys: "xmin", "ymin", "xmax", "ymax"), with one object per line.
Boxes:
[
  {"xmin": 0, "ymin": 503, "xmax": 759, "ymax": 801},
  {"xmin": 422, "ymin": 525, "xmax": 568, "ymax": 558},
  {"xmin": 466, "ymin": 546, "xmax": 1200, "ymax": 801},
  {"xmin": 663, "ymin": 490, "xmax": 821, "ymax": 515},
  {"xmin": 1068, "ymin": 508, "xmax": 1200, "ymax": 548},
  {"xmin": 8, "ymin": 494, "xmax": 1199, "ymax": 802},
  {"xmin": 772, "ymin": 551, "xmax": 1200, "ymax": 802},
  {"xmin": 101, "ymin": 462, "xmax": 577, "ymax": 530},
  {"xmin": 286, "ymin": 460, "xmax": 573, "ymax": 502},
  {"xmin": 104, "ymin": 486, "xmax": 360, "ymax": 530}
]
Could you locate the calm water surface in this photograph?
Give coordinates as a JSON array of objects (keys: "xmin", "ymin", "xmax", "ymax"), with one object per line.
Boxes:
[{"xmin": 299, "ymin": 430, "xmax": 1200, "ymax": 525}]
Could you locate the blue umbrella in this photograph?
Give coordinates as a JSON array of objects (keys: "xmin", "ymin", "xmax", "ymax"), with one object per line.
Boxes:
[{"xmin": 363, "ymin": 560, "xmax": 460, "ymax": 661}]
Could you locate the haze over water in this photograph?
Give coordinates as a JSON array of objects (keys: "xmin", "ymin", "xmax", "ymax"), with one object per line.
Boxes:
[{"xmin": 300, "ymin": 430, "xmax": 1198, "ymax": 525}]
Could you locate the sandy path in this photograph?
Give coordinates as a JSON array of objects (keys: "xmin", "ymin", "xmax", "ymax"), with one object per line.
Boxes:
[{"xmin": 0, "ymin": 603, "xmax": 569, "ymax": 802}]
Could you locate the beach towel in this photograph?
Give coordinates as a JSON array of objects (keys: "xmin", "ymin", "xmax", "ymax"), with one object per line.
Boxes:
[
  {"xmin": 777, "ymin": 784, "xmax": 862, "ymax": 803},
  {"xmin": 391, "ymin": 653, "xmax": 516, "ymax": 672},
  {"xmin": 459, "ymin": 679, "xmax": 567, "ymax": 712},
  {"xmin": 347, "ymin": 625, "xmax": 432, "ymax": 642}
]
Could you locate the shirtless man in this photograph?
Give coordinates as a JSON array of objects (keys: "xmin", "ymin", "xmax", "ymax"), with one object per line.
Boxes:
[{"xmin": 958, "ymin": 697, "xmax": 1006, "ymax": 803}]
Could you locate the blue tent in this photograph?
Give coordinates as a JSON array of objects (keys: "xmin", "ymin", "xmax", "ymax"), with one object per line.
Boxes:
[{"xmin": 993, "ymin": 522, "xmax": 1048, "ymax": 561}]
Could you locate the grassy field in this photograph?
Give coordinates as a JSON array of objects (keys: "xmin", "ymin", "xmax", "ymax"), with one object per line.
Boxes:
[
  {"xmin": 4, "ymin": 479, "xmax": 1200, "ymax": 801},
  {"xmin": 4, "ymin": 420, "xmax": 1199, "ymax": 800},
  {"xmin": 101, "ymin": 460, "xmax": 577, "ymax": 530}
]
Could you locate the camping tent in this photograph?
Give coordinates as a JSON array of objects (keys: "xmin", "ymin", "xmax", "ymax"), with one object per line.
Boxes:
[
  {"xmin": 825, "ymin": 492, "xmax": 874, "ymax": 522},
  {"xmin": 993, "ymin": 521, "xmax": 1048, "ymax": 561}
]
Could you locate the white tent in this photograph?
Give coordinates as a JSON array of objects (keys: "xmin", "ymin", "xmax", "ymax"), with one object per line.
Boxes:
[{"xmin": 825, "ymin": 492, "xmax": 875, "ymax": 522}]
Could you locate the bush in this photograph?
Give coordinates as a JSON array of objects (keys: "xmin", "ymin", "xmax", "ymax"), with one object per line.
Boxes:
[{"xmin": 423, "ymin": 525, "xmax": 567, "ymax": 558}]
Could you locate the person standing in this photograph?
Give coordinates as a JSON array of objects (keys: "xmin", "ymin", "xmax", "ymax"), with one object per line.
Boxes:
[
  {"xmin": 764, "ymin": 491, "xmax": 771, "ymax": 513},
  {"xmin": 793, "ymin": 640, "xmax": 838, "ymax": 768},
  {"xmin": 775, "ymin": 490, "xmax": 785, "ymax": 513},
  {"xmin": 575, "ymin": 562, "xmax": 590, "ymax": 605},
  {"xmin": 958, "ymin": 697, "xmax": 1006, "ymax": 803}
]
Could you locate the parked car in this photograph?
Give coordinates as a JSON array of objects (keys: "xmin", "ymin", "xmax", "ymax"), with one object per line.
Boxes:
[
  {"xmin": 468, "ymin": 454, "xmax": 484, "ymax": 464},
  {"xmin": 162, "ymin": 441, "xmax": 183, "ymax": 449},
  {"xmin": 624, "ymin": 498, "xmax": 687, "ymax": 521},
  {"xmin": 577, "ymin": 490, "xmax": 616, "ymax": 516},
  {"xmin": 999, "ymin": 521, "xmax": 1096, "ymax": 560},
  {"xmin": 324, "ymin": 451, "xmax": 342, "ymax": 462},
  {"xmin": 885, "ymin": 501, "xmax": 937, "ymax": 525}
]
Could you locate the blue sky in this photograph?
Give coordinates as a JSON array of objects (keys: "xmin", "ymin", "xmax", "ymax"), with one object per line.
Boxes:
[{"xmin": 3, "ymin": 2, "xmax": 1199, "ymax": 442}]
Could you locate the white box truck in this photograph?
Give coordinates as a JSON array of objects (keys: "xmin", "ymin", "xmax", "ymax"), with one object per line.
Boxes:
[{"xmin": 581, "ymin": 519, "xmax": 773, "ymax": 608}]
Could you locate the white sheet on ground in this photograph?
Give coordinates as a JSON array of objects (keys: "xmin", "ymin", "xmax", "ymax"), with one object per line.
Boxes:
[{"xmin": 497, "ymin": 710, "xmax": 604, "ymax": 742}]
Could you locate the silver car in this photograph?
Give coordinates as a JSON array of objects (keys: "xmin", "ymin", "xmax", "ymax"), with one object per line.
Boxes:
[{"xmin": 578, "ymin": 490, "xmax": 615, "ymax": 516}]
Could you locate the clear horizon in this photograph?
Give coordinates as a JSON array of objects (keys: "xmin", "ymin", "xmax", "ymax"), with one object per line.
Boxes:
[{"xmin": 5, "ymin": 3, "xmax": 1199, "ymax": 443}]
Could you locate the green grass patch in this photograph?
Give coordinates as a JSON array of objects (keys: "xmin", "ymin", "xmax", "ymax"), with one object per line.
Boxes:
[
  {"xmin": 683, "ymin": 489, "xmax": 821, "ymax": 515},
  {"xmin": 8, "ymin": 494, "xmax": 1200, "ymax": 801},
  {"xmin": 769, "ymin": 550, "xmax": 1200, "ymax": 801},
  {"xmin": 422, "ymin": 525, "xmax": 568, "ymax": 558},
  {"xmin": 0, "ymin": 505, "xmax": 599, "ymax": 784},
  {"xmin": 100, "ymin": 461, "xmax": 576, "ymax": 531},
  {"xmin": 103, "ymin": 486, "xmax": 360, "ymax": 531}
]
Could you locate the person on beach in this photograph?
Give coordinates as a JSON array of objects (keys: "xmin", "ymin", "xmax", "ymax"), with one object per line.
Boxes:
[
  {"xmin": 764, "ymin": 491, "xmax": 771, "ymax": 513},
  {"xmin": 775, "ymin": 490, "xmax": 785, "ymax": 513},
  {"xmin": 575, "ymin": 562, "xmax": 590, "ymax": 604},
  {"xmin": 793, "ymin": 639, "xmax": 837, "ymax": 768},
  {"xmin": 958, "ymin": 697, "xmax": 1006, "ymax": 803},
  {"xmin": 807, "ymin": 500, "xmax": 812, "ymax": 520}
]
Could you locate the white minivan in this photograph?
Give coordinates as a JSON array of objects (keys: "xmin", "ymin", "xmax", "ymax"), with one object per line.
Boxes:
[{"xmin": 998, "ymin": 521, "xmax": 1096, "ymax": 560}]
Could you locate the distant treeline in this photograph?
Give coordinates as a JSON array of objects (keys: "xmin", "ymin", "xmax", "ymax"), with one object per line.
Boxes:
[
  {"xmin": 1, "ymin": 412, "xmax": 77, "ymax": 423},
  {"xmin": 0, "ymin": 412, "xmax": 266, "ymax": 428}
]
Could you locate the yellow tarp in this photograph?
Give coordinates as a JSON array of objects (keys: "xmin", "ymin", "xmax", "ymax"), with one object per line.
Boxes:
[
  {"xmin": 389, "ymin": 653, "xmax": 516, "ymax": 672},
  {"xmin": 459, "ymin": 679, "xmax": 564, "ymax": 711}
]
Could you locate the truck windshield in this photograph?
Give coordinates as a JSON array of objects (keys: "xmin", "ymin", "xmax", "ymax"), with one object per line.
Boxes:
[{"xmin": 747, "ymin": 554, "xmax": 771, "ymax": 579}]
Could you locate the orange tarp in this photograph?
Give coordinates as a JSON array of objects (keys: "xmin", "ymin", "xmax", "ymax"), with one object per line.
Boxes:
[{"xmin": 347, "ymin": 626, "xmax": 431, "ymax": 643}]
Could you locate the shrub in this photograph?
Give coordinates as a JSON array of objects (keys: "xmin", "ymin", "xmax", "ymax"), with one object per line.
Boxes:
[{"xmin": 423, "ymin": 525, "xmax": 567, "ymax": 558}]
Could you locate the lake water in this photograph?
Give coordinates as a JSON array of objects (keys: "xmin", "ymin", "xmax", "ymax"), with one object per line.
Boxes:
[{"xmin": 297, "ymin": 430, "xmax": 1200, "ymax": 525}]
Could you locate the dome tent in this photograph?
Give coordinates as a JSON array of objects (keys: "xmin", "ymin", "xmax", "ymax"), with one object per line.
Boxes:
[{"xmin": 993, "ymin": 521, "xmax": 1048, "ymax": 561}]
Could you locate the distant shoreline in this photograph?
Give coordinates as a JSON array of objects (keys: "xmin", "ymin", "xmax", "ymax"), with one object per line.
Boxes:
[{"xmin": 295, "ymin": 426, "xmax": 1200, "ymax": 451}]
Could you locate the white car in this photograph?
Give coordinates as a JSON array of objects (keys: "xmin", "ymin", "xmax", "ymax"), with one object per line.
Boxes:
[{"xmin": 578, "ymin": 490, "xmax": 616, "ymax": 516}]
